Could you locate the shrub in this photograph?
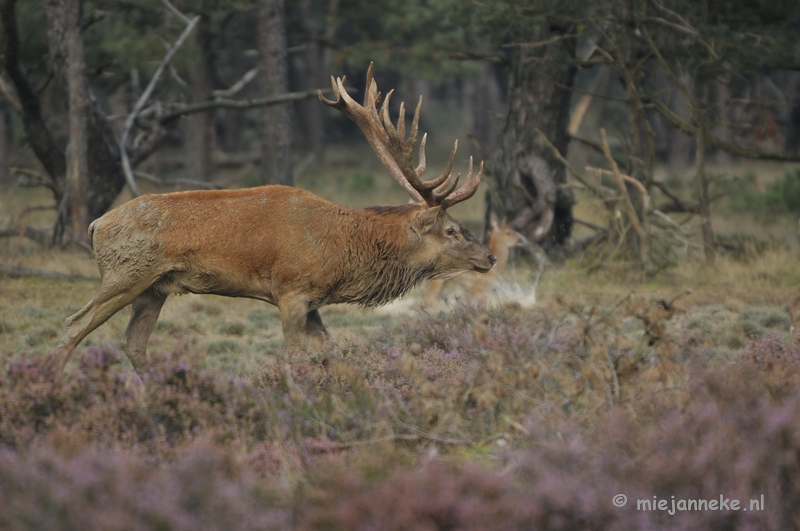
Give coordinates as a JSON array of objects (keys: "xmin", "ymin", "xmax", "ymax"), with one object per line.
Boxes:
[{"xmin": 0, "ymin": 442, "xmax": 288, "ymax": 531}]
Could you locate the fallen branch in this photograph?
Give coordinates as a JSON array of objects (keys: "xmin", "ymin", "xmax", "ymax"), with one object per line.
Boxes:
[
  {"xmin": 0, "ymin": 225, "xmax": 51, "ymax": 245},
  {"xmin": 0, "ymin": 264, "xmax": 98, "ymax": 282}
]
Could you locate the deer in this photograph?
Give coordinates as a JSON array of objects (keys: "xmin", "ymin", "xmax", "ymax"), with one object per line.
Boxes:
[
  {"xmin": 52, "ymin": 63, "xmax": 495, "ymax": 377},
  {"xmin": 424, "ymin": 213, "xmax": 523, "ymax": 308}
]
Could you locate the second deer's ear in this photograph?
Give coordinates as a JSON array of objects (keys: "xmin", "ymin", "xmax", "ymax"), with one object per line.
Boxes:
[
  {"xmin": 436, "ymin": 204, "xmax": 447, "ymax": 222},
  {"xmin": 489, "ymin": 211, "xmax": 500, "ymax": 230}
]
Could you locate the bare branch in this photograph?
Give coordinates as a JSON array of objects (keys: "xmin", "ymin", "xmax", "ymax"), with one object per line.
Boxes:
[
  {"xmin": 646, "ymin": 94, "xmax": 800, "ymax": 162},
  {"xmin": 17, "ymin": 204, "xmax": 57, "ymax": 219},
  {"xmin": 0, "ymin": 225, "xmax": 51, "ymax": 245},
  {"xmin": 641, "ymin": 16, "xmax": 719, "ymax": 60},
  {"xmin": 153, "ymin": 88, "xmax": 333, "ymax": 123},
  {"xmin": 160, "ymin": 0, "xmax": 191, "ymax": 24},
  {"xmin": 535, "ymin": 128, "xmax": 612, "ymax": 200},
  {"xmin": 501, "ymin": 34, "xmax": 575, "ymax": 49},
  {"xmin": 586, "ymin": 167, "xmax": 651, "ymax": 211},
  {"xmin": 212, "ymin": 67, "xmax": 259, "ymax": 98},
  {"xmin": 120, "ymin": 14, "xmax": 200, "ymax": 197},
  {"xmin": 599, "ymin": 128, "xmax": 649, "ymax": 262},
  {"xmin": 449, "ymin": 51, "xmax": 509, "ymax": 65}
]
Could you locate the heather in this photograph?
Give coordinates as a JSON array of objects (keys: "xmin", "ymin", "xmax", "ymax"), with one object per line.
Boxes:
[{"xmin": 1, "ymin": 280, "xmax": 800, "ymax": 529}]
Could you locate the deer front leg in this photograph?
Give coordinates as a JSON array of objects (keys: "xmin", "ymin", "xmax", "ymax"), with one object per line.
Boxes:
[{"xmin": 279, "ymin": 296, "xmax": 328, "ymax": 349}]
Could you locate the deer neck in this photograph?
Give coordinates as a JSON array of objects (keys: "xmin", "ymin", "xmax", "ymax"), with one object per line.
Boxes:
[{"xmin": 331, "ymin": 205, "xmax": 434, "ymax": 307}]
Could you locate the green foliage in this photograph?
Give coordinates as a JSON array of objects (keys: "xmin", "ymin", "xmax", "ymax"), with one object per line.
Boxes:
[
  {"xmin": 761, "ymin": 168, "xmax": 800, "ymax": 215},
  {"xmin": 347, "ymin": 171, "xmax": 375, "ymax": 193},
  {"xmin": 718, "ymin": 169, "xmax": 800, "ymax": 223}
]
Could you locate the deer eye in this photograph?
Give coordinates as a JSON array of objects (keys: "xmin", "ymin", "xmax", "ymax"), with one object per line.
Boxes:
[{"xmin": 445, "ymin": 228, "xmax": 457, "ymax": 237}]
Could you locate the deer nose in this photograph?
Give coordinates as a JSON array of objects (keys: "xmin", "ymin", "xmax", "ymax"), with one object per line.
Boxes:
[{"xmin": 488, "ymin": 254, "xmax": 497, "ymax": 265}]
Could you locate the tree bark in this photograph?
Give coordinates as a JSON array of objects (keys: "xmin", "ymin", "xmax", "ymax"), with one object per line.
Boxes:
[
  {"xmin": 490, "ymin": 24, "xmax": 577, "ymax": 248},
  {"xmin": 470, "ymin": 64, "xmax": 503, "ymax": 161},
  {"xmin": 56, "ymin": 0, "xmax": 90, "ymax": 245},
  {"xmin": 296, "ymin": 0, "xmax": 339, "ymax": 164},
  {"xmin": 257, "ymin": 0, "xmax": 293, "ymax": 186},
  {"xmin": 695, "ymin": 86, "xmax": 715, "ymax": 265},
  {"xmin": 0, "ymin": 103, "xmax": 9, "ymax": 185},
  {"xmin": 42, "ymin": 0, "xmax": 125, "ymax": 220},
  {"xmin": 185, "ymin": 13, "xmax": 218, "ymax": 183},
  {"xmin": 787, "ymin": 74, "xmax": 800, "ymax": 155}
]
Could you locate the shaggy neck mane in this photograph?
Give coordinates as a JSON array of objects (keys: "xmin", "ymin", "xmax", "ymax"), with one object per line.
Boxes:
[{"xmin": 331, "ymin": 204, "xmax": 434, "ymax": 307}]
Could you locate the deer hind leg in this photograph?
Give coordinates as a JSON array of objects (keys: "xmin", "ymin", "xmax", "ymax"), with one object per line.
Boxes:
[
  {"xmin": 121, "ymin": 288, "xmax": 168, "ymax": 377},
  {"xmin": 305, "ymin": 309, "xmax": 329, "ymax": 338},
  {"xmin": 279, "ymin": 297, "xmax": 328, "ymax": 349},
  {"xmin": 54, "ymin": 279, "xmax": 154, "ymax": 374}
]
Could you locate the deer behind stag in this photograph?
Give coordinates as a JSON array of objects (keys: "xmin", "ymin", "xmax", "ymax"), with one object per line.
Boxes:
[
  {"xmin": 54, "ymin": 64, "xmax": 495, "ymax": 377},
  {"xmin": 424, "ymin": 214, "xmax": 523, "ymax": 308}
]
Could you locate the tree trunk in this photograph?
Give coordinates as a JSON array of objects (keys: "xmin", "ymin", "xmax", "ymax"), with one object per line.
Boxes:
[
  {"xmin": 0, "ymin": 104, "xmax": 9, "ymax": 185},
  {"xmin": 296, "ymin": 0, "xmax": 338, "ymax": 164},
  {"xmin": 54, "ymin": 0, "xmax": 90, "ymax": 245},
  {"xmin": 470, "ymin": 64, "xmax": 503, "ymax": 161},
  {"xmin": 43, "ymin": 0, "xmax": 125, "ymax": 222},
  {"xmin": 490, "ymin": 24, "xmax": 577, "ymax": 249},
  {"xmin": 185, "ymin": 14, "xmax": 217, "ymax": 183},
  {"xmin": 666, "ymin": 72, "xmax": 694, "ymax": 169},
  {"xmin": 695, "ymin": 86, "xmax": 715, "ymax": 265},
  {"xmin": 1, "ymin": 0, "xmax": 66, "ymax": 194},
  {"xmin": 786, "ymin": 74, "xmax": 800, "ymax": 155},
  {"xmin": 258, "ymin": 0, "xmax": 293, "ymax": 186},
  {"xmin": 0, "ymin": 0, "xmax": 125, "ymax": 229}
]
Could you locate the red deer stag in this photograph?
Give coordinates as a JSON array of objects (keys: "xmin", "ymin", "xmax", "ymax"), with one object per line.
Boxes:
[
  {"xmin": 424, "ymin": 214, "xmax": 523, "ymax": 308},
  {"xmin": 53, "ymin": 63, "xmax": 495, "ymax": 376}
]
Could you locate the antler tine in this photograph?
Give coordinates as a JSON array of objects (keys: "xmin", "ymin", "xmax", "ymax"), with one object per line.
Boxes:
[
  {"xmin": 410, "ymin": 96, "xmax": 422, "ymax": 146},
  {"xmin": 320, "ymin": 63, "xmax": 483, "ymax": 208},
  {"xmin": 433, "ymin": 172, "xmax": 461, "ymax": 203},
  {"xmin": 416, "ymin": 133, "xmax": 427, "ymax": 177},
  {"xmin": 318, "ymin": 74, "xmax": 342, "ymax": 107},
  {"xmin": 435, "ymin": 140, "xmax": 458, "ymax": 187},
  {"xmin": 397, "ymin": 101, "xmax": 406, "ymax": 140},
  {"xmin": 441, "ymin": 158, "xmax": 484, "ymax": 209},
  {"xmin": 363, "ymin": 62, "xmax": 377, "ymax": 109}
]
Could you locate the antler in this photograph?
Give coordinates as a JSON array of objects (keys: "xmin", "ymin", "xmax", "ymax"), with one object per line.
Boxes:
[{"xmin": 319, "ymin": 62, "xmax": 483, "ymax": 209}]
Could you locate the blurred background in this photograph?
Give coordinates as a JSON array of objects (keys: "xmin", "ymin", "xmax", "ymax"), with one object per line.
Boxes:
[{"xmin": 2, "ymin": 0, "xmax": 800, "ymax": 272}]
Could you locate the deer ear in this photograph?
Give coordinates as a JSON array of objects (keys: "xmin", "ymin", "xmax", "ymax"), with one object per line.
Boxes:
[
  {"xmin": 489, "ymin": 211, "xmax": 499, "ymax": 230},
  {"xmin": 436, "ymin": 204, "xmax": 447, "ymax": 222},
  {"xmin": 414, "ymin": 206, "xmax": 441, "ymax": 231}
]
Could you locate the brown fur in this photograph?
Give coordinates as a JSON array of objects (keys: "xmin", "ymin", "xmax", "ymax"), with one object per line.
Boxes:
[
  {"xmin": 55, "ymin": 185, "xmax": 495, "ymax": 376},
  {"xmin": 424, "ymin": 216, "xmax": 521, "ymax": 308}
]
